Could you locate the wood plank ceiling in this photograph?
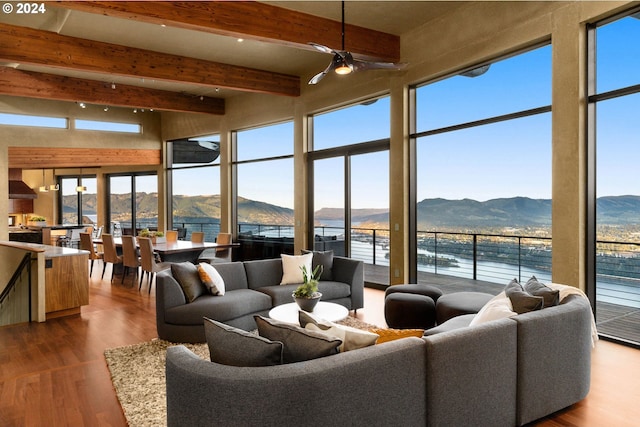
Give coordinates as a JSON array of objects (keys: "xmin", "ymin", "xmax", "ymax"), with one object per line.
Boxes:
[{"xmin": 0, "ymin": 1, "xmax": 403, "ymax": 115}]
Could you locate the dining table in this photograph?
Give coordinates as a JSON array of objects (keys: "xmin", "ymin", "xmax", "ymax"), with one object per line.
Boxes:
[{"xmin": 96, "ymin": 237, "xmax": 240, "ymax": 263}]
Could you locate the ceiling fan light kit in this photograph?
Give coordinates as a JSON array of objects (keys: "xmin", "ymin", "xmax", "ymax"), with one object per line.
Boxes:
[{"xmin": 308, "ymin": 1, "xmax": 404, "ymax": 85}]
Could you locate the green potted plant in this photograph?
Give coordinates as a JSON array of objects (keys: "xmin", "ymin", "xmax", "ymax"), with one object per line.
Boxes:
[
  {"xmin": 292, "ymin": 264, "xmax": 323, "ymax": 312},
  {"xmin": 28, "ymin": 215, "xmax": 47, "ymax": 227}
]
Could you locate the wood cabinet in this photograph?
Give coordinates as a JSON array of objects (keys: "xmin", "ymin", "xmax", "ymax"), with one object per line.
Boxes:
[
  {"xmin": 44, "ymin": 253, "xmax": 89, "ymax": 319},
  {"xmin": 8, "ymin": 198, "xmax": 33, "ymax": 214}
]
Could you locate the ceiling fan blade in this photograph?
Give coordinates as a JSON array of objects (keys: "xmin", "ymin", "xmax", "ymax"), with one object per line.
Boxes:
[
  {"xmin": 352, "ymin": 59, "xmax": 407, "ymax": 72},
  {"xmin": 309, "ymin": 42, "xmax": 334, "ymax": 55},
  {"xmin": 308, "ymin": 58, "xmax": 339, "ymax": 85}
]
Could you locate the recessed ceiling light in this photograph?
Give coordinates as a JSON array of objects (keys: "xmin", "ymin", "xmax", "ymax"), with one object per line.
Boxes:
[{"xmin": 237, "ymin": 38, "xmax": 244, "ymax": 42}]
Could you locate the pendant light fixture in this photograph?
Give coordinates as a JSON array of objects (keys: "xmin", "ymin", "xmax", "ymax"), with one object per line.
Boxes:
[
  {"xmin": 76, "ymin": 168, "xmax": 87, "ymax": 193},
  {"xmin": 39, "ymin": 169, "xmax": 49, "ymax": 193},
  {"xmin": 49, "ymin": 168, "xmax": 59, "ymax": 191}
]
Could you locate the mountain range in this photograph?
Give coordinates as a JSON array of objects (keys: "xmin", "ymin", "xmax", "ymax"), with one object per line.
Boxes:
[{"xmin": 65, "ymin": 194, "xmax": 640, "ymax": 229}]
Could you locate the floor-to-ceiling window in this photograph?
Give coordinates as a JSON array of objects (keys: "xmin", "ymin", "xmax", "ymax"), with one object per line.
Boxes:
[
  {"xmin": 411, "ymin": 44, "xmax": 552, "ymax": 287},
  {"xmin": 588, "ymin": 8, "xmax": 640, "ymax": 346},
  {"xmin": 233, "ymin": 121, "xmax": 294, "ymax": 259},
  {"xmin": 309, "ymin": 96, "xmax": 390, "ymax": 285},
  {"xmin": 107, "ymin": 172, "xmax": 158, "ymax": 236},
  {"xmin": 167, "ymin": 135, "xmax": 220, "ymax": 241}
]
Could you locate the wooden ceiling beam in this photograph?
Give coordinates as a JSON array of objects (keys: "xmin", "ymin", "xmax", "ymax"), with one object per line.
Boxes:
[
  {"xmin": 9, "ymin": 147, "xmax": 161, "ymax": 169},
  {"xmin": 54, "ymin": 1, "xmax": 400, "ymax": 62},
  {"xmin": 0, "ymin": 23, "xmax": 300, "ymax": 97},
  {"xmin": 0, "ymin": 67, "xmax": 225, "ymax": 115}
]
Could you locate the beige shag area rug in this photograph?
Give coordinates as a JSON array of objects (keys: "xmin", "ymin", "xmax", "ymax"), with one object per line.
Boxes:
[{"xmin": 104, "ymin": 316, "xmax": 379, "ymax": 427}]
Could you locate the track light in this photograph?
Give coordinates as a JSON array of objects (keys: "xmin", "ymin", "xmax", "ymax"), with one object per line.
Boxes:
[{"xmin": 78, "ymin": 102, "xmax": 86, "ymax": 108}]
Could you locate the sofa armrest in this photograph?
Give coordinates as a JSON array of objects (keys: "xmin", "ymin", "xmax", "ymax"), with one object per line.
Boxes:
[
  {"xmin": 423, "ymin": 318, "xmax": 518, "ymax": 427},
  {"xmin": 331, "ymin": 256, "xmax": 364, "ymax": 310},
  {"xmin": 513, "ymin": 294, "xmax": 592, "ymax": 426},
  {"xmin": 156, "ymin": 270, "xmax": 187, "ymax": 309},
  {"xmin": 166, "ymin": 338, "xmax": 426, "ymax": 427}
]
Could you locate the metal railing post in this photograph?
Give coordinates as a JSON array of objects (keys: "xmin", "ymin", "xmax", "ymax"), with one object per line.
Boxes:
[{"xmin": 473, "ymin": 234, "xmax": 477, "ymax": 280}]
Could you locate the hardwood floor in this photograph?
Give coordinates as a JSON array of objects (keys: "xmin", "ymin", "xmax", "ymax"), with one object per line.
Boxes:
[{"xmin": 0, "ymin": 264, "xmax": 638, "ymax": 426}]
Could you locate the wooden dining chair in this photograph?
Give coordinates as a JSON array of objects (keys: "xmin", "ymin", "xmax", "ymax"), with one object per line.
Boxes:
[
  {"xmin": 79, "ymin": 232, "xmax": 104, "ymax": 276},
  {"xmin": 101, "ymin": 233, "xmax": 123, "ymax": 281},
  {"xmin": 138, "ymin": 237, "xmax": 172, "ymax": 293},
  {"xmin": 121, "ymin": 235, "xmax": 140, "ymax": 285},
  {"xmin": 166, "ymin": 230, "xmax": 178, "ymax": 242},
  {"xmin": 198, "ymin": 232, "xmax": 232, "ymax": 264},
  {"xmin": 191, "ymin": 231, "xmax": 205, "ymax": 243}
]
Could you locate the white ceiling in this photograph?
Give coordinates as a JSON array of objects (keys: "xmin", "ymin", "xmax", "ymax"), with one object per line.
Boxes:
[{"xmin": 0, "ymin": 1, "xmax": 462, "ymax": 100}]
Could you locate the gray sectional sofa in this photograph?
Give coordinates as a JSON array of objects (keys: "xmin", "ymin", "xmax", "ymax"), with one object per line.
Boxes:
[
  {"xmin": 156, "ymin": 256, "xmax": 364, "ymax": 343},
  {"xmin": 165, "ymin": 294, "xmax": 593, "ymax": 427}
]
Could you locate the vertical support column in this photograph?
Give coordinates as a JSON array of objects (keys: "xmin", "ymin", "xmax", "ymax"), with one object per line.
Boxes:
[
  {"xmin": 551, "ymin": 7, "xmax": 587, "ymax": 291},
  {"xmin": 293, "ymin": 101, "xmax": 308, "ymax": 254},
  {"xmin": 389, "ymin": 79, "xmax": 410, "ymax": 285}
]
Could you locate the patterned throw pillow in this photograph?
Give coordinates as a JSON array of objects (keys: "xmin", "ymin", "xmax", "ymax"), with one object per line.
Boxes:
[
  {"xmin": 298, "ymin": 311, "xmax": 378, "ymax": 352},
  {"xmin": 197, "ymin": 262, "xmax": 226, "ymax": 295}
]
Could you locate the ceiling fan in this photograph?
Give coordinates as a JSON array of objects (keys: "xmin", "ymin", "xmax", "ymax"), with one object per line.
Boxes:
[{"xmin": 308, "ymin": 1, "xmax": 406, "ymax": 85}]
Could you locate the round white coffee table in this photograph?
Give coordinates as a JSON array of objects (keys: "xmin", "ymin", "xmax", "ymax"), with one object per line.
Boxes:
[{"xmin": 269, "ymin": 302, "xmax": 349, "ymax": 324}]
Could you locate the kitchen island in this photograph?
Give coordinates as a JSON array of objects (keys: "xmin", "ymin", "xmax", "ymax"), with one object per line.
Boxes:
[{"xmin": 0, "ymin": 241, "xmax": 89, "ymax": 322}]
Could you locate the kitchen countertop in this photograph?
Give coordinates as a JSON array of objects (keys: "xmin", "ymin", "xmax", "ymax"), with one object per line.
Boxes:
[{"xmin": 0, "ymin": 241, "xmax": 89, "ymax": 258}]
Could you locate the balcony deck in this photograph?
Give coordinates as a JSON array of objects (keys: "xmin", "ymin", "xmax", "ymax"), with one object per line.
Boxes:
[{"xmin": 365, "ymin": 264, "xmax": 640, "ymax": 345}]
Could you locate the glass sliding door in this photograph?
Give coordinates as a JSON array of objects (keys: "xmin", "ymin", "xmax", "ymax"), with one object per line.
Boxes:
[
  {"xmin": 107, "ymin": 173, "xmax": 157, "ymax": 236},
  {"xmin": 589, "ymin": 10, "xmax": 640, "ymax": 345},
  {"xmin": 309, "ymin": 96, "xmax": 391, "ymax": 284}
]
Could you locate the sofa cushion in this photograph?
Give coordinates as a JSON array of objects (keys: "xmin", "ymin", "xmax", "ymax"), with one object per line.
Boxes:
[
  {"xmin": 165, "ymin": 289, "xmax": 272, "ymax": 325},
  {"xmin": 424, "ymin": 314, "xmax": 475, "ymax": 336},
  {"xmin": 505, "ymin": 279, "xmax": 543, "ymax": 314},
  {"xmin": 257, "ymin": 281, "xmax": 351, "ymax": 307},
  {"xmin": 197, "ymin": 263, "xmax": 225, "ymax": 296},
  {"xmin": 302, "ymin": 250, "xmax": 334, "ymax": 281},
  {"xmin": 206, "ymin": 262, "xmax": 249, "ymax": 292},
  {"xmin": 171, "ymin": 262, "xmax": 206, "ymax": 303},
  {"xmin": 280, "ymin": 253, "xmax": 313, "ymax": 285},
  {"xmin": 298, "ymin": 311, "xmax": 378, "ymax": 352},
  {"xmin": 244, "ymin": 258, "xmax": 283, "ymax": 289},
  {"xmin": 524, "ymin": 276, "xmax": 560, "ymax": 308},
  {"xmin": 254, "ymin": 315, "xmax": 341, "ymax": 363},
  {"xmin": 204, "ymin": 317, "xmax": 283, "ymax": 366}
]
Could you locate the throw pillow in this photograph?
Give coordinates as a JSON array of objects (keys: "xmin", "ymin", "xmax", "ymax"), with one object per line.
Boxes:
[
  {"xmin": 254, "ymin": 315, "xmax": 342, "ymax": 363},
  {"xmin": 298, "ymin": 311, "xmax": 378, "ymax": 352},
  {"xmin": 301, "ymin": 250, "xmax": 334, "ymax": 281},
  {"xmin": 469, "ymin": 292, "xmax": 517, "ymax": 326},
  {"xmin": 197, "ymin": 262, "xmax": 226, "ymax": 296},
  {"xmin": 524, "ymin": 276, "xmax": 560, "ymax": 308},
  {"xmin": 504, "ymin": 278, "xmax": 544, "ymax": 314},
  {"xmin": 171, "ymin": 262, "xmax": 206, "ymax": 303},
  {"xmin": 280, "ymin": 253, "xmax": 313, "ymax": 285},
  {"xmin": 368, "ymin": 328, "xmax": 424, "ymax": 344},
  {"xmin": 203, "ymin": 317, "xmax": 283, "ymax": 367}
]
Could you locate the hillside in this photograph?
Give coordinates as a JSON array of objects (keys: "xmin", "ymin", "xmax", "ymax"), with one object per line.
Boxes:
[{"xmin": 64, "ymin": 194, "xmax": 640, "ymax": 229}]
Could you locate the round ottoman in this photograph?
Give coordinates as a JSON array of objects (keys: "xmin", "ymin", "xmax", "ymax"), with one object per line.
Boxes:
[
  {"xmin": 385, "ymin": 284, "xmax": 444, "ymax": 302},
  {"xmin": 435, "ymin": 292, "xmax": 494, "ymax": 325},
  {"xmin": 384, "ymin": 284, "xmax": 443, "ymax": 329}
]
